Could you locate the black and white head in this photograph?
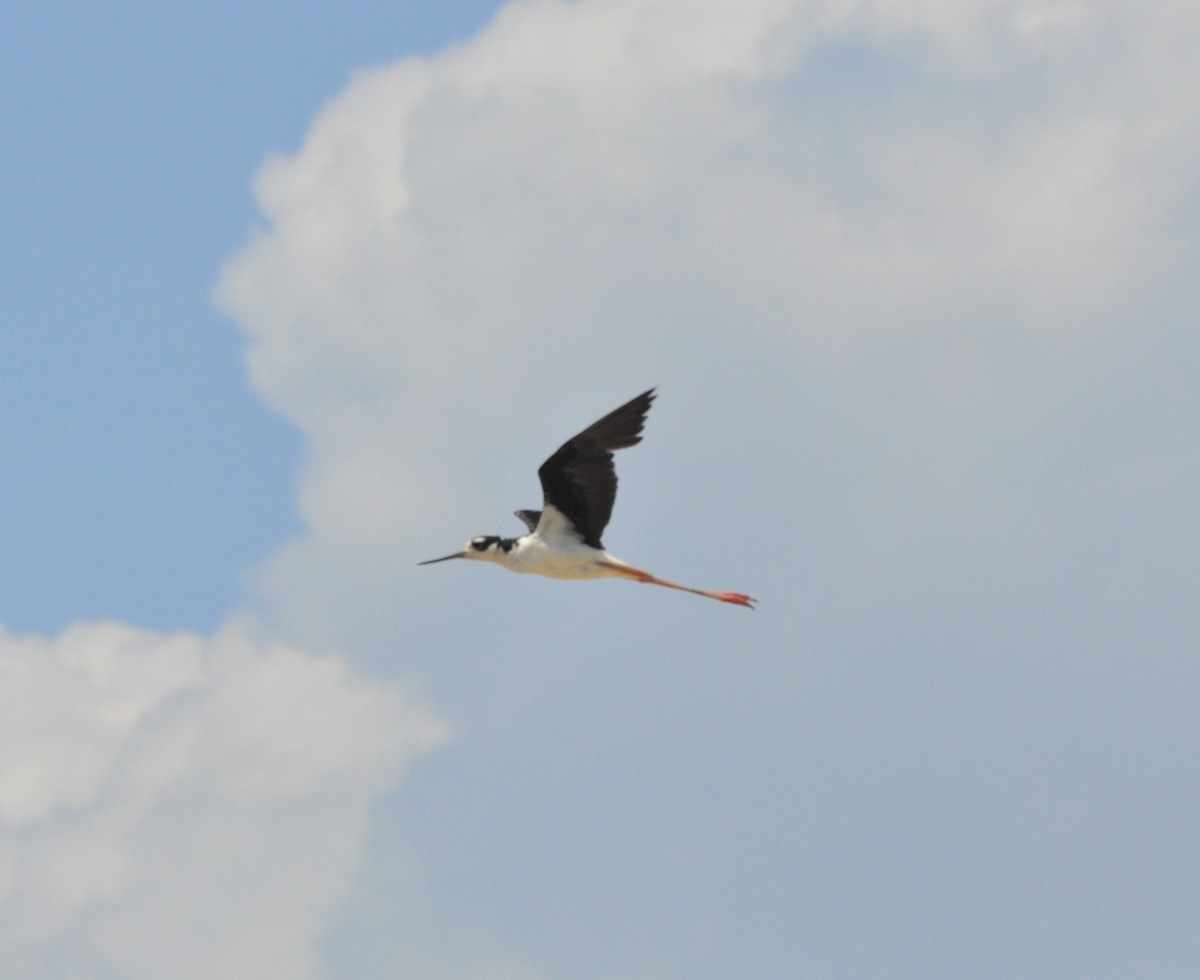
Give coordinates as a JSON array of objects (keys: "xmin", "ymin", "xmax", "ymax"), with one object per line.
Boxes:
[
  {"xmin": 464, "ymin": 535, "xmax": 506, "ymax": 563},
  {"xmin": 418, "ymin": 535, "xmax": 510, "ymax": 567}
]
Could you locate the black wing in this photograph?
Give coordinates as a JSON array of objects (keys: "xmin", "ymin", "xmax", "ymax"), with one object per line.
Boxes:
[
  {"xmin": 536, "ymin": 389, "xmax": 656, "ymax": 549},
  {"xmin": 514, "ymin": 509, "xmax": 542, "ymax": 532}
]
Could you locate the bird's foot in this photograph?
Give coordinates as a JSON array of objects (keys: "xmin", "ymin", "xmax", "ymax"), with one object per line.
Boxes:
[{"xmin": 717, "ymin": 592, "xmax": 757, "ymax": 609}]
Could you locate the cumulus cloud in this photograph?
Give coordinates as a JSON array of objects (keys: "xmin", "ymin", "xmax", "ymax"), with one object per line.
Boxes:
[
  {"xmin": 216, "ymin": 0, "xmax": 1200, "ymax": 646},
  {"xmin": 0, "ymin": 621, "xmax": 446, "ymax": 979}
]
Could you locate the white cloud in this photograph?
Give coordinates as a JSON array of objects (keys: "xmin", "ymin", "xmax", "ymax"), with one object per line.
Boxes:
[
  {"xmin": 204, "ymin": 1, "xmax": 1200, "ymax": 975},
  {"xmin": 215, "ymin": 0, "xmax": 1200, "ymax": 646},
  {"xmin": 0, "ymin": 621, "xmax": 446, "ymax": 979}
]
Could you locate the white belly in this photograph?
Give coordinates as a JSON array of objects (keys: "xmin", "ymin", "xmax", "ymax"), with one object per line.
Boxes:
[{"xmin": 504, "ymin": 535, "xmax": 623, "ymax": 580}]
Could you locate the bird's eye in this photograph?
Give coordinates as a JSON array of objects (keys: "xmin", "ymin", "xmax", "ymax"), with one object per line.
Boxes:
[{"xmin": 471, "ymin": 538, "xmax": 488, "ymax": 551}]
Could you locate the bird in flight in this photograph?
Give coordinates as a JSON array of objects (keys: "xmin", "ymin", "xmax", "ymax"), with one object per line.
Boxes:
[{"xmin": 419, "ymin": 389, "xmax": 756, "ymax": 608}]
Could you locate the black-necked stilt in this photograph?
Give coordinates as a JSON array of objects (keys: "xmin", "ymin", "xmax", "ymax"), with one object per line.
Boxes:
[{"xmin": 419, "ymin": 390, "xmax": 756, "ymax": 608}]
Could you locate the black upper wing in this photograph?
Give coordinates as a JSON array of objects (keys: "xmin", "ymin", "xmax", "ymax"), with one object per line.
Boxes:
[{"xmin": 536, "ymin": 389, "xmax": 656, "ymax": 549}]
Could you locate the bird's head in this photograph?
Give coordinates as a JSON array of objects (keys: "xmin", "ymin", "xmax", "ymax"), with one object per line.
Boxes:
[{"xmin": 418, "ymin": 535, "xmax": 506, "ymax": 567}]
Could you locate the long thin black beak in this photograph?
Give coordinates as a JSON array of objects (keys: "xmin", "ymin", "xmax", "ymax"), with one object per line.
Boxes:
[{"xmin": 417, "ymin": 552, "xmax": 465, "ymax": 566}]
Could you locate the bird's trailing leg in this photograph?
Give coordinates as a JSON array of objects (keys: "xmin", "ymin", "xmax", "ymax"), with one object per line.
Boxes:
[{"xmin": 600, "ymin": 561, "xmax": 756, "ymax": 609}]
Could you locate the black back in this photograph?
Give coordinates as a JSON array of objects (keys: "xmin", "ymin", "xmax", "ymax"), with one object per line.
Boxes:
[{"xmin": 536, "ymin": 389, "xmax": 656, "ymax": 549}]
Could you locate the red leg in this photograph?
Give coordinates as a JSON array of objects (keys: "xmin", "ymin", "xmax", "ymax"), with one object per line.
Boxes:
[
  {"xmin": 600, "ymin": 562, "xmax": 757, "ymax": 609},
  {"xmin": 714, "ymin": 592, "xmax": 756, "ymax": 608}
]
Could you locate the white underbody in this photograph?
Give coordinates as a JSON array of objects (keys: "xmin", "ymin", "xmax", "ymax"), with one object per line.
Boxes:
[
  {"xmin": 469, "ymin": 505, "xmax": 637, "ymax": 581},
  {"xmin": 501, "ymin": 534, "xmax": 630, "ymax": 580}
]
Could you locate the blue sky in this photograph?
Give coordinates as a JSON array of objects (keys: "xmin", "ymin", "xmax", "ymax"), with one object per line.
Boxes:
[
  {"xmin": 1, "ymin": 1, "xmax": 503, "ymax": 631},
  {"xmin": 3, "ymin": 2, "xmax": 1199, "ymax": 978}
]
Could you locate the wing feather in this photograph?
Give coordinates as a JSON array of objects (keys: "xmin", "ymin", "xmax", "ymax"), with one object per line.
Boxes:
[
  {"xmin": 536, "ymin": 389, "xmax": 655, "ymax": 548},
  {"xmin": 514, "ymin": 509, "xmax": 542, "ymax": 532}
]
